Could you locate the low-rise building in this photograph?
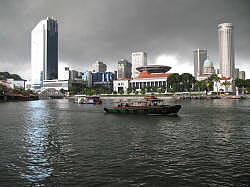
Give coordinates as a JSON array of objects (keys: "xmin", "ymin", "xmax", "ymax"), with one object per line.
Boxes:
[
  {"xmin": 213, "ymin": 77, "xmax": 234, "ymax": 93},
  {"xmin": 42, "ymin": 80, "xmax": 69, "ymax": 91},
  {"xmin": 63, "ymin": 67, "xmax": 82, "ymax": 80},
  {"xmin": 82, "ymin": 71, "xmax": 114, "ymax": 88},
  {"xmin": 113, "ymin": 78, "xmax": 131, "ymax": 93},
  {"xmin": 0, "ymin": 79, "xmax": 26, "ymax": 89},
  {"xmin": 114, "ymin": 65, "xmax": 171, "ymax": 93}
]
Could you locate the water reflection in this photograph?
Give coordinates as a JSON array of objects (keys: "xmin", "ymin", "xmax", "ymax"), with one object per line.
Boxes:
[
  {"xmin": 21, "ymin": 101, "xmax": 52, "ymax": 183},
  {"xmin": 1, "ymin": 99, "xmax": 249, "ymax": 186},
  {"xmin": 20, "ymin": 100, "xmax": 78, "ymax": 185}
]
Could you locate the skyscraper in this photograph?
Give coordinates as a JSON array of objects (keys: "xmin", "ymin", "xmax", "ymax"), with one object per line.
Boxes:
[
  {"xmin": 31, "ymin": 17, "xmax": 58, "ymax": 89},
  {"xmin": 117, "ymin": 59, "xmax": 132, "ymax": 79},
  {"xmin": 92, "ymin": 61, "xmax": 107, "ymax": 72},
  {"xmin": 132, "ymin": 52, "xmax": 147, "ymax": 78},
  {"xmin": 193, "ymin": 49, "xmax": 207, "ymax": 80},
  {"xmin": 217, "ymin": 23, "xmax": 235, "ymax": 78}
]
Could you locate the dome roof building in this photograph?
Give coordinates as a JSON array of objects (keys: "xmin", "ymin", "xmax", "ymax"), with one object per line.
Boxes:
[
  {"xmin": 203, "ymin": 59, "xmax": 213, "ymax": 68},
  {"xmin": 203, "ymin": 58, "xmax": 215, "ymax": 75}
]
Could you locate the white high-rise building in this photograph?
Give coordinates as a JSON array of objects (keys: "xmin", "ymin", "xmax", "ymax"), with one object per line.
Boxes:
[
  {"xmin": 193, "ymin": 49, "xmax": 207, "ymax": 80},
  {"xmin": 132, "ymin": 52, "xmax": 147, "ymax": 78},
  {"xmin": 31, "ymin": 17, "xmax": 58, "ymax": 89},
  {"xmin": 218, "ymin": 23, "xmax": 235, "ymax": 78}
]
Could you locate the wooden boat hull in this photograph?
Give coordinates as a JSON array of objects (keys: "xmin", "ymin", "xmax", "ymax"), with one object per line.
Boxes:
[{"xmin": 104, "ymin": 105, "xmax": 181, "ymax": 115}]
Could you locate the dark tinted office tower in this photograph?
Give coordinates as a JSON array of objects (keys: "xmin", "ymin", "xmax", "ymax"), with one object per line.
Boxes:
[{"xmin": 46, "ymin": 17, "xmax": 58, "ymax": 80}]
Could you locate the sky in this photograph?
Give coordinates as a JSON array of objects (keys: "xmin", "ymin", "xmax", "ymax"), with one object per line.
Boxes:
[{"xmin": 0, "ymin": 0, "xmax": 249, "ymax": 80}]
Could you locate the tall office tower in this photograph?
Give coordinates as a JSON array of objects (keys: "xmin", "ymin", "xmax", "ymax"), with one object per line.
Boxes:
[
  {"xmin": 132, "ymin": 52, "xmax": 147, "ymax": 78},
  {"xmin": 218, "ymin": 23, "xmax": 235, "ymax": 78},
  {"xmin": 117, "ymin": 59, "xmax": 132, "ymax": 79},
  {"xmin": 239, "ymin": 71, "xmax": 246, "ymax": 80},
  {"xmin": 31, "ymin": 17, "xmax": 58, "ymax": 89},
  {"xmin": 92, "ymin": 61, "xmax": 107, "ymax": 72},
  {"xmin": 193, "ymin": 49, "xmax": 207, "ymax": 80}
]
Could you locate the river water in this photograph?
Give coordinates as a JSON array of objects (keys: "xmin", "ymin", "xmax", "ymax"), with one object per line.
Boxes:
[{"xmin": 0, "ymin": 98, "xmax": 250, "ymax": 186}]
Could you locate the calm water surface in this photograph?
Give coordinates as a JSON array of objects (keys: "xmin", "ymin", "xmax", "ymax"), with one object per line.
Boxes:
[{"xmin": 0, "ymin": 99, "xmax": 250, "ymax": 186}]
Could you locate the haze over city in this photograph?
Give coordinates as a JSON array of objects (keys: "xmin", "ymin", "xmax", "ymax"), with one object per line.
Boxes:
[{"xmin": 0, "ymin": 0, "xmax": 249, "ymax": 79}]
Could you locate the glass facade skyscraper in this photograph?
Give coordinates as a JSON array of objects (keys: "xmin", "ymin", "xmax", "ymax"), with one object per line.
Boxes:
[{"xmin": 31, "ymin": 17, "xmax": 58, "ymax": 89}]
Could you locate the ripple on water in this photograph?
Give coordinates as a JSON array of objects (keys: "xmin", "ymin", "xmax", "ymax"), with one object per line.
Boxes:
[{"xmin": 0, "ymin": 99, "xmax": 250, "ymax": 186}]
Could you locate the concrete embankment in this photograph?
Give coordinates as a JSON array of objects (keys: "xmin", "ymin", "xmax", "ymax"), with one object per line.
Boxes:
[
  {"xmin": 0, "ymin": 95, "xmax": 39, "ymax": 102},
  {"xmin": 100, "ymin": 96, "xmax": 174, "ymax": 100}
]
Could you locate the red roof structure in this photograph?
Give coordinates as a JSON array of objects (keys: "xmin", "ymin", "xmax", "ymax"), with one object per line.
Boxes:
[
  {"xmin": 136, "ymin": 71, "xmax": 170, "ymax": 79},
  {"xmin": 118, "ymin": 78, "xmax": 132, "ymax": 81},
  {"xmin": 220, "ymin": 77, "xmax": 231, "ymax": 80}
]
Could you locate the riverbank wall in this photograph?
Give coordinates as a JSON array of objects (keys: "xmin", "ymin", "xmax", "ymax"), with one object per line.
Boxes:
[{"xmin": 0, "ymin": 95, "xmax": 39, "ymax": 102}]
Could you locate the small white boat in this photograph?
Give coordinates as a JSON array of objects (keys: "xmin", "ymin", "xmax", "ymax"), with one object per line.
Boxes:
[{"xmin": 74, "ymin": 95, "xmax": 102, "ymax": 104}]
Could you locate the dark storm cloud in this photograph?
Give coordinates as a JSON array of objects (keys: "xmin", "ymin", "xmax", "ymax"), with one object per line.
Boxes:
[{"xmin": 0, "ymin": 0, "xmax": 249, "ymax": 79}]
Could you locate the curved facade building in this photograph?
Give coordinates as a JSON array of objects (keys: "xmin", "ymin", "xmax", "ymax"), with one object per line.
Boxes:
[
  {"xmin": 136, "ymin": 65, "xmax": 171, "ymax": 73},
  {"xmin": 217, "ymin": 23, "xmax": 235, "ymax": 78},
  {"xmin": 31, "ymin": 17, "xmax": 58, "ymax": 89}
]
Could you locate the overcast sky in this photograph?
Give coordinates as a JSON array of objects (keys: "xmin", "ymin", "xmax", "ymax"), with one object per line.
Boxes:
[{"xmin": 0, "ymin": 0, "xmax": 249, "ymax": 80}]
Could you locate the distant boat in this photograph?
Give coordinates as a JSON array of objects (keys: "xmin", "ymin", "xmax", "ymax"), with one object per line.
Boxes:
[
  {"xmin": 228, "ymin": 95, "xmax": 245, "ymax": 99},
  {"xmin": 104, "ymin": 96, "xmax": 181, "ymax": 115},
  {"xmin": 75, "ymin": 95, "xmax": 102, "ymax": 104}
]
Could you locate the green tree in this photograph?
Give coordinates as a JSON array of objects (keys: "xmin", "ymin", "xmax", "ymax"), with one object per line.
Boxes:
[
  {"xmin": 245, "ymin": 79, "xmax": 250, "ymax": 93},
  {"xmin": 59, "ymin": 88, "xmax": 66, "ymax": 94},
  {"xmin": 194, "ymin": 80, "xmax": 202, "ymax": 92},
  {"xmin": 235, "ymin": 78, "xmax": 245, "ymax": 88},
  {"xmin": 118, "ymin": 88, "xmax": 124, "ymax": 95},
  {"xmin": 140, "ymin": 88, "xmax": 145, "ymax": 95},
  {"xmin": 0, "ymin": 85, "xmax": 4, "ymax": 94},
  {"xmin": 132, "ymin": 87, "xmax": 136, "ymax": 93},
  {"xmin": 180, "ymin": 73, "xmax": 195, "ymax": 92},
  {"xmin": 221, "ymin": 81, "xmax": 231, "ymax": 93},
  {"xmin": 127, "ymin": 87, "xmax": 132, "ymax": 94},
  {"xmin": 209, "ymin": 74, "xmax": 220, "ymax": 93},
  {"xmin": 167, "ymin": 73, "xmax": 180, "ymax": 92}
]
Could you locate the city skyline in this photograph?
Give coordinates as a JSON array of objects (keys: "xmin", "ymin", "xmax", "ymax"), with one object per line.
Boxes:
[{"xmin": 0, "ymin": 0, "xmax": 250, "ymax": 80}]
